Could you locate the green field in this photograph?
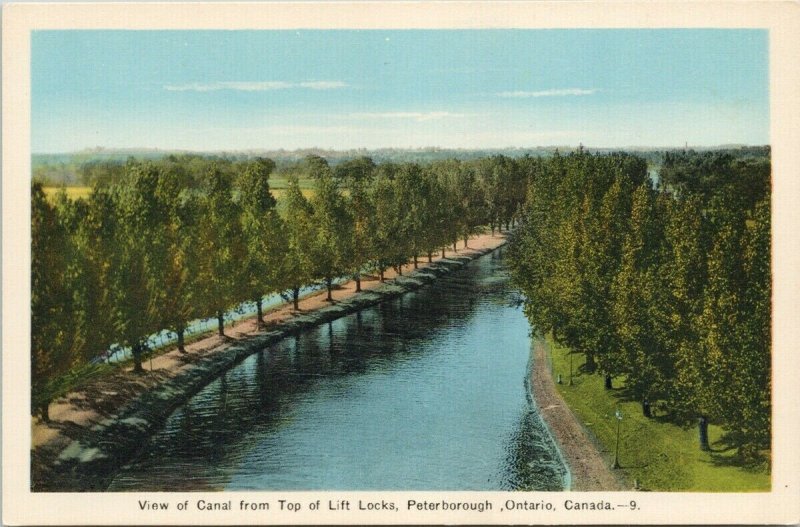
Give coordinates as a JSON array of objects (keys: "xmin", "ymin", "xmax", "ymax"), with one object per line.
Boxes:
[{"xmin": 545, "ymin": 337, "xmax": 770, "ymax": 491}]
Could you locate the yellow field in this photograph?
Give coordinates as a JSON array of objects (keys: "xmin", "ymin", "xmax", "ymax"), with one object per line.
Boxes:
[
  {"xmin": 42, "ymin": 186, "xmax": 92, "ymax": 201},
  {"xmin": 270, "ymin": 188, "xmax": 316, "ymax": 200},
  {"xmin": 43, "ymin": 185, "xmax": 316, "ymax": 203}
]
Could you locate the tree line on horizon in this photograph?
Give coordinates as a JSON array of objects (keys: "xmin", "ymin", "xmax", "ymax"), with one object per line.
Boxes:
[
  {"xmin": 507, "ymin": 149, "xmax": 771, "ymax": 460},
  {"xmin": 31, "ymin": 154, "xmax": 527, "ymax": 420}
]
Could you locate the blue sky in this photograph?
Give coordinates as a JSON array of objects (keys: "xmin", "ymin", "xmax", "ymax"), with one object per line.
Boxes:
[{"xmin": 31, "ymin": 29, "xmax": 768, "ymax": 152}]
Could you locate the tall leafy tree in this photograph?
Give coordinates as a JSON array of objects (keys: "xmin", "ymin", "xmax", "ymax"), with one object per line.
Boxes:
[
  {"xmin": 154, "ymin": 168, "xmax": 202, "ymax": 353},
  {"xmin": 78, "ymin": 186, "xmax": 122, "ymax": 360},
  {"xmin": 663, "ymin": 195, "xmax": 709, "ymax": 418},
  {"xmin": 734, "ymin": 197, "xmax": 771, "ymax": 455},
  {"xmin": 112, "ymin": 162, "xmax": 168, "ymax": 372},
  {"xmin": 419, "ymin": 167, "xmax": 449, "ymax": 262},
  {"xmin": 31, "ymin": 184, "xmax": 75, "ymax": 420},
  {"xmin": 611, "ymin": 184, "xmax": 671, "ymax": 412},
  {"xmin": 693, "ymin": 217, "xmax": 747, "ymax": 442},
  {"xmin": 281, "ymin": 175, "xmax": 315, "ymax": 309},
  {"xmin": 395, "ymin": 163, "xmax": 428, "ymax": 269},
  {"xmin": 307, "ymin": 157, "xmax": 353, "ymax": 300},
  {"xmin": 335, "ymin": 157, "xmax": 376, "ymax": 291},
  {"xmin": 237, "ymin": 158, "xmax": 286, "ymax": 325},
  {"xmin": 370, "ymin": 165, "xmax": 407, "ymax": 280},
  {"xmin": 429, "ymin": 160, "xmax": 465, "ymax": 253},
  {"xmin": 196, "ymin": 165, "xmax": 245, "ymax": 337}
]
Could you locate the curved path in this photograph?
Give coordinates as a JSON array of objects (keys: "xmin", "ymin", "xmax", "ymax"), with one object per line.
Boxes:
[{"xmin": 531, "ymin": 338, "xmax": 627, "ymax": 491}]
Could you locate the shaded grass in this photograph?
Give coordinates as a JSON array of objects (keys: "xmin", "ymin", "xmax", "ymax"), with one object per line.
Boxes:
[{"xmin": 546, "ymin": 337, "xmax": 770, "ymax": 492}]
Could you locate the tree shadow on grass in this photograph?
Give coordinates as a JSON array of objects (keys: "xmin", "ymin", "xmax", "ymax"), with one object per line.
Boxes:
[{"xmin": 705, "ymin": 433, "xmax": 770, "ymax": 471}]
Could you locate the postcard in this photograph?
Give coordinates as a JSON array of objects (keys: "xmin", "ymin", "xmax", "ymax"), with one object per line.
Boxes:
[{"xmin": 3, "ymin": 1, "xmax": 799, "ymax": 525}]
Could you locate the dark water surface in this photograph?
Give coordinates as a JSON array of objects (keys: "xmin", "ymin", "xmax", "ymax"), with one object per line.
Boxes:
[{"xmin": 108, "ymin": 249, "xmax": 568, "ymax": 491}]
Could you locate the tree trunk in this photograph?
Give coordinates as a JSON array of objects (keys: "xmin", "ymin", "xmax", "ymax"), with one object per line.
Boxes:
[
  {"xmin": 428, "ymin": 251, "xmax": 433, "ymax": 263},
  {"xmin": 642, "ymin": 399, "xmax": 652, "ymax": 418},
  {"xmin": 397, "ymin": 265, "xmax": 403, "ymax": 276},
  {"xmin": 355, "ymin": 273, "xmax": 361, "ymax": 292},
  {"xmin": 256, "ymin": 298, "xmax": 264, "ymax": 327},
  {"xmin": 132, "ymin": 343, "xmax": 145, "ymax": 374},
  {"xmin": 40, "ymin": 401, "xmax": 50, "ymax": 423},
  {"xmin": 177, "ymin": 326, "xmax": 187, "ymax": 354},
  {"xmin": 379, "ymin": 268, "xmax": 385, "ymax": 282},
  {"xmin": 326, "ymin": 277, "xmax": 333, "ymax": 301},
  {"xmin": 217, "ymin": 311, "xmax": 225, "ymax": 337},
  {"xmin": 413, "ymin": 254, "xmax": 418, "ymax": 269},
  {"xmin": 699, "ymin": 416, "xmax": 710, "ymax": 451},
  {"xmin": 292, "ymin": 287, "xmax": 300, "ymax": 310},
  {"xmin": 442, "ymin": 247, "xmax": 446, "ymax": 258},
  {"xmin": 491, "ymin": 224, "xmax": 495, "ymax": 235},
  {"xmin": 604, "ymin": 373, "xmax": 613, "ymax": 390},
  {"xmin": 453, "ymin": 242, "xmax": 457, "ymax": 251},
  {"xmin": 464, "ymin": 236, "xmax": 469, "ymax": 248}
]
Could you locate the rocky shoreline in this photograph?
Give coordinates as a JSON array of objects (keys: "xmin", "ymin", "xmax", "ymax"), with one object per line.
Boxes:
[{"xmin": 32, "ymin": 240, "xmax": 505, "ymax": 492}]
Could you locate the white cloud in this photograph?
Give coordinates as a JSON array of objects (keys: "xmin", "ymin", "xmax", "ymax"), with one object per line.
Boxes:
[
  {"xmin": 164, "ymin": 81, "xmax": 347, "ymax": 92},
  {"xmin": 497, "ymin": 88, "xmax": 598, "ymax": 98},
  {"xmin": 348, "ymin": 111, "xmax": 465, "ymax": 122},
  {"xmin": 298, "ymin": 81, "xmax": 348, "ymax": 90}
]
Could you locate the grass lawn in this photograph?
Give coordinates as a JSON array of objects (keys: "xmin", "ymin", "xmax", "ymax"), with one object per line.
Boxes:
[{"xmin": 546, "ymin": 337, "xmax": 770, "ymax": 492}]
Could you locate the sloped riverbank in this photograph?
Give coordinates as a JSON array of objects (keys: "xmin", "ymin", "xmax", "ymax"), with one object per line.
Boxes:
[
  {"xmin": 530, "ymin": 338, "xmax": 627, "ymax": 491},
  {"xmin": 31, "ymin": 234, "xmax": 508, "ymax": 492}
]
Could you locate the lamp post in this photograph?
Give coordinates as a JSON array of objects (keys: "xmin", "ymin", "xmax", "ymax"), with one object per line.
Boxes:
[{"xmin": 612, "ymin": 408, "xmax": 622, "ymax": 469}]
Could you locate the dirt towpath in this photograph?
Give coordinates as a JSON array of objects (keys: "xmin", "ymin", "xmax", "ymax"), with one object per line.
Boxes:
[{"xmin": 531, "ymin": 338, "xmax": 627, "ymax": 491}]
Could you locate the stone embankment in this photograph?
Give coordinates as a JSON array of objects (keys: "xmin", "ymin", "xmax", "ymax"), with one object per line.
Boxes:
[{"xmin": 32, "ymin": 240, "xmax": 506, "ymax": 492}]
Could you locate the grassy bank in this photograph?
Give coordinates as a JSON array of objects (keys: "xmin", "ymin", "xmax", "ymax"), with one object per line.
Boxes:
[{"xmin": 545, "ymin": 337, "xmax": 770, "ymax": 492}]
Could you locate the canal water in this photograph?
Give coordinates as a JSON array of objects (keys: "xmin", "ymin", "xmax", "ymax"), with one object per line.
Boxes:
[{"xmin": 108, "ymin": 249, "xmax": 568, "ymax": 491}]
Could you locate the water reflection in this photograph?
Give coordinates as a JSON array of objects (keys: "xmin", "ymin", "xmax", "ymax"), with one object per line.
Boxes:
[{"xmin": 108, "ymin": 251, "xmax": 567, "ymax": 491}]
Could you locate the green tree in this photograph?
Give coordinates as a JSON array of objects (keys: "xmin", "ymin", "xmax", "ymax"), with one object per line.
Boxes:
[
  {"xmin": 611, "ymin": 184, "xmax": 671, "ymax": 413},
  {"xmin": 153, "ymin": 170, "xmax": 202, "ymax": 353},
  {"xmin": 237, "ymin": 158, "xmax": 286, "ymax": 325},
  {"xmin": 307, "ymin": 157, "xmax": 353, "ymax": 300},
  {"xmin": 112, "ymin": 163, "xmax": 168, "ymax": 373},
  {"xmin": 370, "ymin": 166, "xmax": 408, "ymax": 280},
  {"xmin": 429, "ymin": 160, "xmax": 465, "ymax": 253},
  {"xmin": 281, "ymin": 176, "xmax": 315, "ymax": 309},
  {"xmin": 395, "ymin": 163, "xmax": 428, "ymax": 269},
  {"xmin": 31, "ymin": 184, "xmax": 75, "ymax": 419},
  {"xmin": 662, "ymin": 195, "xmax": 709, "ymax": 418},
  {"xmin": 694, "ymin": 217, "xmax": 747, "ymax": 447},
  {"xmin": 335, "ymin": 157, "xmax": 376, "ymax": 291},
  {"xmin": 734, "ymin": 197, "xmax": 771, "ymax": 456},
  {"xmin": 196, "ymin": 166, "xmax": 245, "ymax": 337}
]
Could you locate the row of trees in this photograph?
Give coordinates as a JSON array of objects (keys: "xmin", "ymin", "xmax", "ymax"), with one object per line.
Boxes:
[
  {"xmin": 31, "ymin": 154, "xmax": 527, "ymax": 420},
  {"xmin": 508, "ymin": 150, "xmax": 771, "ymax": 459}
]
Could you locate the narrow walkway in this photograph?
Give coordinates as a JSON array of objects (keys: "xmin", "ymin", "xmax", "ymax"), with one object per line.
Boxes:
[{"xmin": 531, "ymin": 338, "xmax": 627, "ymax": 491}]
